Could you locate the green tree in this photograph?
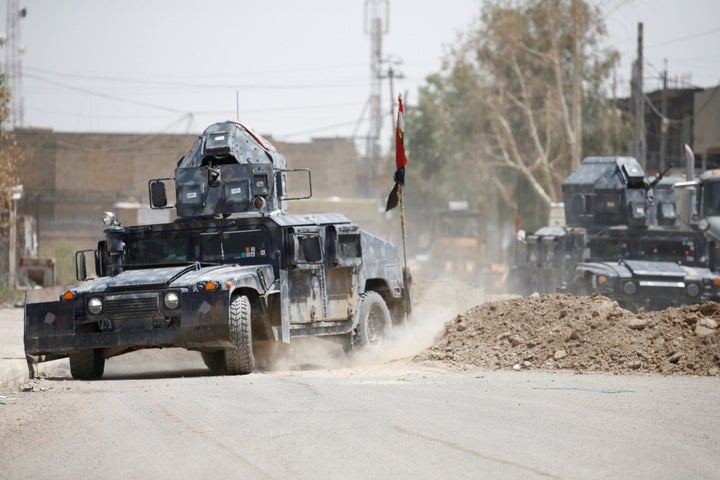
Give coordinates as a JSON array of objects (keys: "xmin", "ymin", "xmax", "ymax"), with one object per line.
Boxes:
[
  {"xmin": 406, "ymin": 0, "xmax": 628, "ymax": 230},
  {"xmin": 0, "ymin": 73, "xmax": 26, "ymax": 293},
  {"xmin": 0, "ymin": 74, "xmax": 25, "ymax": 230}
]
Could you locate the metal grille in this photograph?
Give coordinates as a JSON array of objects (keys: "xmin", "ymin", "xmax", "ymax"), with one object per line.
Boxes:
[{"xmin": 103, "ymin": 296, "xmax": 160, "ymax": 319}]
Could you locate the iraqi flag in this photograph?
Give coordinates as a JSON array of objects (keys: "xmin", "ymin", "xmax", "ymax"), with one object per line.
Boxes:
[{"xmin": 385, "ymin": 95, "xmax": 408, "ymax": 211}]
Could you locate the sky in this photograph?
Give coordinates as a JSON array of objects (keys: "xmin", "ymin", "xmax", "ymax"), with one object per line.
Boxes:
[{"xmin": 1, "ymin": 0, "xmax": 719, "ymax": 144}]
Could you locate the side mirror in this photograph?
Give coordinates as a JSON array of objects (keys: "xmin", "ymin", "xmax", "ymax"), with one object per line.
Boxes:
[
  {"xmin": 75, "ymin": 250, "xmax": 97, "ymax": 281},
  {"xmin": 148, "ymin": 178, "xmax": 173, "ymax": 209},
  {"xmin": 76, "ymin": 252, "xmax": 87, "ymax": 281},
  {"xmin": 280, "ymin": 168, "xmax": 313, "ymax": 201},
  {"xmin": 95, "ymin": 242, "xmax": 107, "ymax": 277}
]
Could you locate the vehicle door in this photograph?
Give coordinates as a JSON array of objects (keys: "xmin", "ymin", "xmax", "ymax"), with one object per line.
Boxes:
[{"xmin": 284, "ymin": 227, "xmax": 326, "ymax": 325}]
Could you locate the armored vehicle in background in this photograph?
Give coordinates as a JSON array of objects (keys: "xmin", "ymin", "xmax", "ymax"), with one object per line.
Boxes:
[
  {"xmin": 412, "ymin": 203, "xmax": 505, "ymax": 291},
  {"xmin": 512, "ymin": 156, "xmax": 720, "ymax": 311},
  {"xmin": 24, "ymin": 121, "xmax": 411, "ymax": 379}
]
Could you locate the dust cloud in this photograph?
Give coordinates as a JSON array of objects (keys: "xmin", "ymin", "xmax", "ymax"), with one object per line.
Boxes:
[{"xmin": 259, "ymin": 277, "xmax": 498, "ymax": 372}]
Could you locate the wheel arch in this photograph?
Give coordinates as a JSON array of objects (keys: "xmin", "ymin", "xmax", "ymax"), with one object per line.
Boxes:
[
  {"xmin": 229, "ymin": 286, "xmax": 273, "ymax": 341},
  {"xmin": 362, "ymin": 278, "xmax": 403, "ymax": 325}
]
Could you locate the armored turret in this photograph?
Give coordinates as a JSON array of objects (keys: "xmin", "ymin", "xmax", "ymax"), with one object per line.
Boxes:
[
  {"xmin": 149, "ymin": 121, "xmax": 309, "ymax": 218},
  {"xmin": 562, "ymin": 156, "xmax": 651, "ymax": 228}
]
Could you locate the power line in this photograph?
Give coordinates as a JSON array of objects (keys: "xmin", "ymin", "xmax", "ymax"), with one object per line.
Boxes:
[
  {"xmin": 25, "ymin": 73, "xmax": 189, "ymax": 113},
  {"xmin": 645, "ymin": 26, "xmax": 720, "ymax": 49},
  {"xmin": 24, "ymin": 67, "xmax": 370, "ymax": 91}
]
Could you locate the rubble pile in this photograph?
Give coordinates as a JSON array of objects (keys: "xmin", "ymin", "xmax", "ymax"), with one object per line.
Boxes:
[{"xmin": 416, "ymin": 293, "xmax": 720, "ymax": 376}]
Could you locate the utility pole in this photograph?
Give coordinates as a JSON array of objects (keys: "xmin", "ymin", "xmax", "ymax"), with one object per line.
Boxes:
[
  {"xmin": 383, "ymin": 55, "xmax": 404, "ymax": 139},
  {"xmin": 363, "ymin": 0, "xmax": 388, "ymax": 196},
  {"xmin": 570, "ymin": 0, "xmax": 582, "ymax": 170},
  {"xmin": 4, "ymin": 0, "xmax": 27, "ymax": 129},
  {"xmin": 632, "ymin": 22, "xmax": 646, "ymax": 168},
  {"xmin": 8, "ymin": 185, "xmax": 22, "ymax": 289},
  {"xmin": 659, "ymin": 59, "xmax": 668, "ymax": 172}
]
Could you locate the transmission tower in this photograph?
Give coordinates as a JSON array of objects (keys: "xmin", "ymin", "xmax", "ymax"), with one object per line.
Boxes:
[
  {"xmin": 4, "ymin": 0, "xmax": 27, "ymax": 129},
  {"xmin": 363, "ymin": 0, "xmax": 388, "ymax": 195}
]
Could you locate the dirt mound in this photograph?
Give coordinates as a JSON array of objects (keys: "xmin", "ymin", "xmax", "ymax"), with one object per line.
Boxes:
[{"xmin": 415, "ymin": 293, "xmax": 720, "ymax": 376}]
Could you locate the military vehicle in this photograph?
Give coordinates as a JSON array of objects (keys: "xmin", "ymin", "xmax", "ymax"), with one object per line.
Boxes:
[
  {"xmin": 511, "ymin": 155, "xmax": 720, "ymax": 311},
  {"xmin": 674, "ymin": 145, "xmax": 720, "ymax": 264},
  {"xmin": 24, "ymin": 120, "xmax": 412, "ymax": 380},
  {"xmin": 412, "ymin": 203, "xmax": 506, "ymax": 291}
]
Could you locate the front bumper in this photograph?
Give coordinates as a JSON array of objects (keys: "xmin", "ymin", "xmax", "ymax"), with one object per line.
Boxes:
[{"xmin": 24, "ymin": 289, "xmax": 232, "ymax": 356}]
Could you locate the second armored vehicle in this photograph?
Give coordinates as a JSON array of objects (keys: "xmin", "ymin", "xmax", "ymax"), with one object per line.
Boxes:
[{"xmin": 512, "ymin": 156, "xmax": 720, "ymax": 311}]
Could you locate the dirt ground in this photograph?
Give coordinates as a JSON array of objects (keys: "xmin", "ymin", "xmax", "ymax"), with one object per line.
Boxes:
[{"xmin": 413, "ymin": 280, "xmax": 720, "ymax": 376}]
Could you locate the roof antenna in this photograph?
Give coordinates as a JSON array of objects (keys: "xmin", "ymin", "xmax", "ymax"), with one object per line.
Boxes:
[{"xmin": 235, "ymin": 91, "xmax": 240, "ymax": 120}]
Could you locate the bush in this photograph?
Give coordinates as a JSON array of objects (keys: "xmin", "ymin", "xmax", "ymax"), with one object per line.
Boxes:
[
  {"xmin": 0, "ymin": 280, "xmax": 23, "ymax": 305},
  {"xmin": 39, "ymin": 241, "xmax": 77, "ymax": 286}
]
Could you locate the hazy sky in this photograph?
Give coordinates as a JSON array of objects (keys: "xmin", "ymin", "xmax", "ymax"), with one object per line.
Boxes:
[{"xmin": 2, "ymin": 0, "xmax": 719, "ymax": 143}]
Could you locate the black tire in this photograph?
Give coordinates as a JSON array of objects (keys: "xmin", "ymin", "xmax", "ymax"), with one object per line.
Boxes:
[
  {"xmin": 351, "ymin": 291, "xmax": 392, "ymax": 350},
  {"xmin": 69, "ymin": 349, "xmax": 105, "ymax": 380},
  {"xmin": 200, "ymin": 351, "xmax": 225, "ymax": 372},
  {"xmin": 574, "ymin": 281, "xmax": 592, "ymax": 296},
  {"xmin": 224, "ymin": 295, "xmax": 255, "ymax": 375}
]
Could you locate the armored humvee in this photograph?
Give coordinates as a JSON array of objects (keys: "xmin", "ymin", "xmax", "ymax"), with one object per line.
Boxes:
[
  {"xmin": 511, "ymin": 156, "xmax": 720, "ymax": 311},
  {"xmin": 24, "ymin": 121, "xmax": 412, "ymax": 379}
]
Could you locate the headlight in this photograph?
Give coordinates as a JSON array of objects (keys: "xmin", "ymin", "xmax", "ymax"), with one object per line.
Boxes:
[
  {"xmin": 687, "ymin": 283, "xmax": 700, "ymax": 297},
  {"xmin": 253, "ymin": 195, "xmax": 267, "ymax": 211},
  {"xmin": 164, "ymin": 292, "xmax": 180, "ymax": 310},
  {"xmin": 623, "ymin": 281, "xmax": 637, "ymax": 295},
  {"xmin": 102, "ymin": 211, "xmax": 120, "ymax": 226},
  {"xmin": 87, "ymin": 297, "xmax": 103, "ymax": 315}
]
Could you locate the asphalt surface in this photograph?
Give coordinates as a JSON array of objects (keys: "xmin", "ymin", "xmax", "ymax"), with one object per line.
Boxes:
[
  {"xmin": 4, "ymin": 305, "xmax": 720, "ymax": 478},
  {"xmin": 3, "ymin": 362, "xmax": 720, "ymax": 479}
]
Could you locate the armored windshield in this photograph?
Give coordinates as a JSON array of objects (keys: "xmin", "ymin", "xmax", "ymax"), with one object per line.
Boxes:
[
  {"xmin": 125, "ymin": 237, "xmax": 189, "ymax": 266},
  {"xmin": 123, "ymin": 229, "xmax": 271, "ymax": 267},
  {"xmin": 588, "ymin": 239, "xmax": 630, "ymax": 261},
  {"xmin": 589, "ymin": 236, "xmax": 699, "ymax": 264}
]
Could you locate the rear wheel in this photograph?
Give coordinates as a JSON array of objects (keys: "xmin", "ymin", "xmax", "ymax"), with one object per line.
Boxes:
[
  {"xmin": 200, "ymin": 351, "xmax": 225, "ymax": 372},
  {"xmin": 351, "ymin": 291, "xmax": 392, "ymax": 350},
  {"xmin": 224, "ymin": 295, "xmax": 255, "ymax": 375},
  {"xmin": 573, "ymin": 278, "xmax": 592, "ymax": 296},
  {"xmin": 69, "ymin": 349, "xmax": 105, "ymax": 380}
]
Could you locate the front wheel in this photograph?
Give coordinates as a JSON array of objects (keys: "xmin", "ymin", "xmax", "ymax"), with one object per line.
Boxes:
[
  {"xmin": 351, "ymin": 291, "xmax": 392, "ymax": 350},
  {"xmin": 69, "ymin": 349, "xmax": 105, "ymax": 380},
  {"xmin": 224, "ymin": 295, "xmax": 255, "ymax": 375}
]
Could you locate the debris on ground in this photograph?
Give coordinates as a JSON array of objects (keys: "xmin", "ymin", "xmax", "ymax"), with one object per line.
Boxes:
[{"xmin": 415, "ymin": 292, "xmax": 720, "ymax": 376}]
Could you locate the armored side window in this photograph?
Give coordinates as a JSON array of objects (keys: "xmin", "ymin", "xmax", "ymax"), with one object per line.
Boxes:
[
  {"xmin": 338, "ymin": 234, "xmax": 361, "ymax": 258},
  {"xmin": 299, "ymin": 235, "xmax": 323, "ymax": 263},
  {"xmin": 201, "ymin": 230, "xmax": 269, "ymax": 263}
]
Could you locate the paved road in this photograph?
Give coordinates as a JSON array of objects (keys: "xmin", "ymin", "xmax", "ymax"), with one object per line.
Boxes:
[{"xmin": 2, "ymin": 352, "xmax": 719, "ymax": 479}]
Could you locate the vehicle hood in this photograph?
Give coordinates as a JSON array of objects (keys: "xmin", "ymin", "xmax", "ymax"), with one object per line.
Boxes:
[
  {"xmin": 576, "ymin": 259, "xmax": 687, "ymax": 281},
  {"xmin": 620, "ymin": 260, "xmax": 686, "ymax": 279},
  {"xmin": 91, "ymin": 264, "xmax": 263, "ymax": 291}
]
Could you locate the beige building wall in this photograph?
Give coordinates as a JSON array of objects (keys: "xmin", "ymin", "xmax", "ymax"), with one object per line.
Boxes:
[
  {"xmin": 694, "ymin": 86, "xmax": 720, "ymax": 162},
  {"xmin": 14, "ymin": 128, "xmax": 362, "ymax": 250}
]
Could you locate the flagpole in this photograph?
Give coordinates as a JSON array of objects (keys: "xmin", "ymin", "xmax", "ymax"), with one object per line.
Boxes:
[
  {"xmin": 394, "ymin": 95, "xmax": 411, "ymax": 320},
  {"xmin": 386, "ymin": 94, "xmax": 411, "ymax": 317},
  {"xmin": 399, "ymin": 184, "xmax": 408, "ymax": 271},
  {"xmin": 392, "ymin": 95, "xmax": 409, "ymax": 271}
]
